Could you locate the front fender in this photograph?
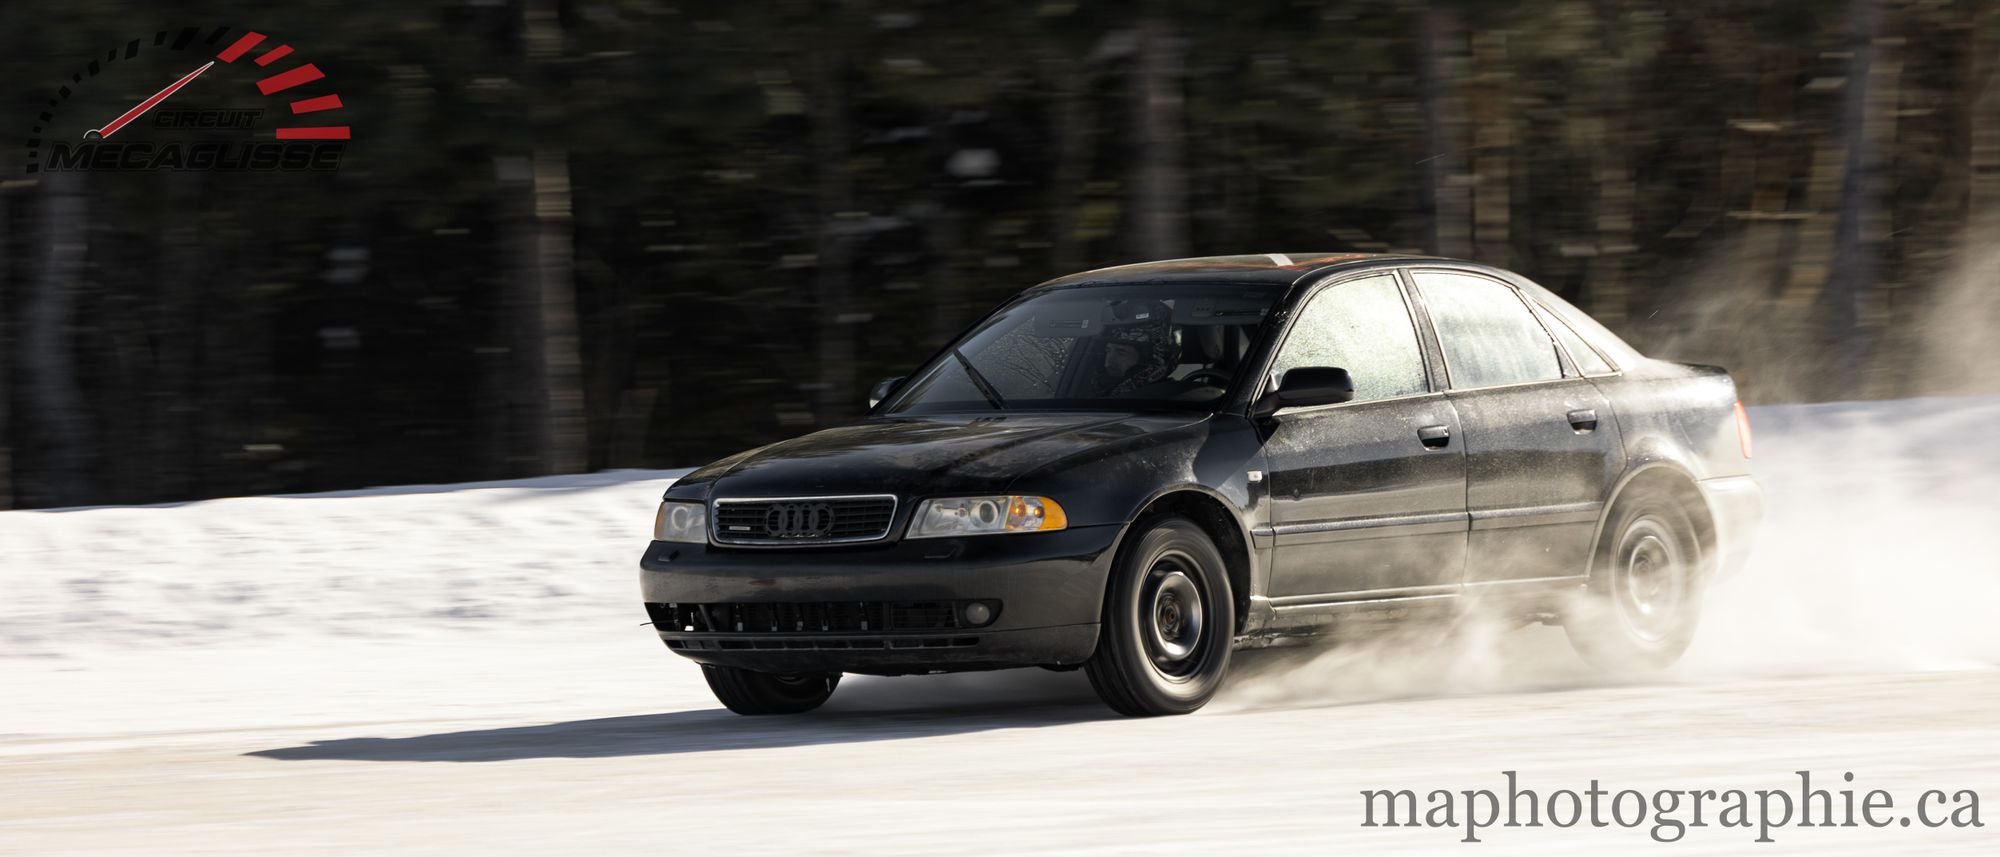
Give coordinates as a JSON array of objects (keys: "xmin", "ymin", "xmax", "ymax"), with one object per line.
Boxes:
[
  {"xmin": 1007, "ymin": 415, "xmax": 1271, "ymax": 633},
  {"xmin": 1005, "ymin": 414, "xmax": 1265, "ymax": 528}
]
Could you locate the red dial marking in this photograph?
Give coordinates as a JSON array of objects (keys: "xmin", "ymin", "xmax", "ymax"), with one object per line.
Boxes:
[
  {"xmin": 289, "ymin": 94, "xmax": 343, "ymax": 115},
  {"xmin": 257, "ymin": 64, "xmax": 325, "ymax": 96},
  {"xmin": 216, "ymin": 31, "xmax": 266, "ymax": 63},
  {"xmin": 275, "ymin": 126, "xmax": 349, "ymax": 140}
]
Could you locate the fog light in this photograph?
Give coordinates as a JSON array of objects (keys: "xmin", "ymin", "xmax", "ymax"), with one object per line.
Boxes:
[{"xmin": 962, "ymin": 601, "xmax": 994, "ymax": 627}]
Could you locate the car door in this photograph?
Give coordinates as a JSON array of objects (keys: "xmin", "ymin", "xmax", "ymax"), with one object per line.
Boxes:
[
  {"xmin": 1408, "ymin": 269, "xmax": 1625, "ymax": 585},
  {"xmin": 1262, "ymin": 272, "xmax": 1469, "ymax": 600}
]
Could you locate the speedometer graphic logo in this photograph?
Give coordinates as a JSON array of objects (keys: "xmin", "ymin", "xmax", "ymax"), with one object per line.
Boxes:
[{"xmin": 24, "ymin": 25, "xmax": 351, "ymax": 173}]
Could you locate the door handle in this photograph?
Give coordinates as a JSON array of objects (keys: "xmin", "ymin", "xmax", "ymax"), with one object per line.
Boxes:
[
  {"xmin": 1567, "ymin": 409, "xmax": 1599, "ymax": 432},
  {"xmin": 1417, "ymin": 424, "xmax": 1452, "ymax": 448}
]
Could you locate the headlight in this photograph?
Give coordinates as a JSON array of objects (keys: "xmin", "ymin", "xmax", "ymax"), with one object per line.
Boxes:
[
  {"xmin": 907, "ymin": 496, "xmax": 1067, "ymax": 539},
  {"xmin": 653, "ymin": 501, "xmax": 708, "ymax": 543}
]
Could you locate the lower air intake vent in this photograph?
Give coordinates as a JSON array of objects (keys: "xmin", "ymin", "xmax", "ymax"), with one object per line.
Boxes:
[{"xmin": 647, "ymin": 600, "xmax": 990, "ymax": 634}]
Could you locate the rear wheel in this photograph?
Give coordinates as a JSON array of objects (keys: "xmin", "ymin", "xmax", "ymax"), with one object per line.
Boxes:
[
  {"xmin": 1086, "ymin": 515, "xmax": 1235, "ymax": 716},
  {"xmin": 1565, "ymin": 488, "xmax": 1705, "ymax": 671},
  {"xmin": 701, "ymin": 665, "xmax": 840, "ymax": 715}
]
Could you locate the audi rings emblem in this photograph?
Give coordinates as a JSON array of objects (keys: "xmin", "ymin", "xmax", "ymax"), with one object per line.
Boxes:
[{"xmin": 765, "ymin": 502, "xmax": 836, "ymax": 539}]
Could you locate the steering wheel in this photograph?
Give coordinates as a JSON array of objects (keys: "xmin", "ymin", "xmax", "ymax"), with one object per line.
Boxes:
[{"xmin": 1181, "ymin": 368, "xmax": 1235, "ymax": 388}]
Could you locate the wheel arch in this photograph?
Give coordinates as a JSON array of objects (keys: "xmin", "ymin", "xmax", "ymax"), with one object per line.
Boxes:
[
  {"xmin": 1592, "ymin": 463, "xmax": 1718, "ymax": 582},
  {"xmin": 1118, "ymin": 486, "xmax": 1255, "ymax": 634}
]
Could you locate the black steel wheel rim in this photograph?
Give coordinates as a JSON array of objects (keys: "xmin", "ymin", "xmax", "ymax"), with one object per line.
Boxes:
[{"xmin": 1140, "ymin": 549, "xmax": 1211, "ymax": 681}]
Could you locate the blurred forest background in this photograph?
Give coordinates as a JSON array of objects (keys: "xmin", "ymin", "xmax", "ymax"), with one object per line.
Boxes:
[{"xmin": 2, "ymin": 0, "xmax": 1997, "ymax": 509}]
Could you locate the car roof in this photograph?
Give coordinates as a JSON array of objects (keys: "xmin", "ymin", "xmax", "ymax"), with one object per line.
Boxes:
[
  {"xmin": 1026, "ymin": 253, "xmax": 1649, "ymax": 366},
  {"xmin": 1030, "ymin": 253, "xmax": 1443, "ymax": 289}
]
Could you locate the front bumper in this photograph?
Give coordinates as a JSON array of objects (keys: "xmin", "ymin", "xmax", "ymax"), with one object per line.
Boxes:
[
  {"xmin": 638, "ymin": 524, "xmax": 1121, "ymax": 675},
  {"xmin": 1699, "ymin": 474, "xmax": 1764, "ymax": 580}
]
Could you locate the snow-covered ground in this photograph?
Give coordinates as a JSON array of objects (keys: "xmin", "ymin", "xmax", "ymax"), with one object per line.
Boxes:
[{"xmin": 5, "ymin": 398, "xmax": 2000, "ymax": 855}]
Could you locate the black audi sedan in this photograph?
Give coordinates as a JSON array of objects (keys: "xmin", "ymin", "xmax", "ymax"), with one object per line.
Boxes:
[{"xmin": 640, "ymin": 254, "xmax": 1762, "ymax": 716}]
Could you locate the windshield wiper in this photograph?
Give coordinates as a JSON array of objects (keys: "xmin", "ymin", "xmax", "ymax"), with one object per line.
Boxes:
[{"xmin": 950, "ymin": 348, "xmax": 1007, "ymax": 410}]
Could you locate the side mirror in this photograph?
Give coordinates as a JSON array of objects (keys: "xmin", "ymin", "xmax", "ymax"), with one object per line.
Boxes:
[
  {"xmin": 868, "ymin": 376, "xmax": 906, "ymax": 409},
  {"xmin": 1252, "ymin": 366, "xmax": 1355, "ymax": 419}
]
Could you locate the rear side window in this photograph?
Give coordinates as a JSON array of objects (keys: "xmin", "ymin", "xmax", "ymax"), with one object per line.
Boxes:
[
  {"xmin": 1269, "ymin": 273, "xmax": 1429, "ymax": 402},
  {"xmin": 1413, "ymin": 271, "xmax": 1562, "ymax": 389},
  {"xmin": 1533, "ymin": 303, "xmax": 1615, "ymax": 376}
]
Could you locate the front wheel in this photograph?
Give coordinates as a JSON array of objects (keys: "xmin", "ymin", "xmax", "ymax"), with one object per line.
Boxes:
[
  {"xmin": 1564, "ymin": 489, "xmax": 1705, "ymax": 671},
  {"xmin": 1086, "ymin": 515, "xmax": 1235, "ymax": 716},
  {"xmin": 701, "ymin": 665, "xmax": 840, "ymax": 715}
]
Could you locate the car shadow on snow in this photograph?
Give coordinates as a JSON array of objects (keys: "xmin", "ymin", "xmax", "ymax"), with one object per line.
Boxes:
[
  {"xmin": 246, "ymin": 670, "xmax": 1113, "ymax": 763},
  {"xmin": 246, "ymin": 633, "xmax": 1614, "ymax": 764}
]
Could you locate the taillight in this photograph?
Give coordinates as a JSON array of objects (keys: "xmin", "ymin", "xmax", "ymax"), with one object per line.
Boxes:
[{"xmin": 1733, "ymin": 400, "xmax": 1753, "ymax": 460}]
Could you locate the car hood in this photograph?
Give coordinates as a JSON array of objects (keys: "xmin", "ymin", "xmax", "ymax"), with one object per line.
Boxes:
[{"xmin": 680, "ymin": 411, "xmax": 1209, "ymax": 499}]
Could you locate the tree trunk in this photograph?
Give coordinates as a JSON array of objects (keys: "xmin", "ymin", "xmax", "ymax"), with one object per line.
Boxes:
[
  {"xmin": 1416, "ymin": 4, "xmax": 1472, "ymax": 258},
  {"xmin": 1923, "ymin": 8, "xmax": 2000, "ymax": 396},
  {"xmin": 1857, "ymin": 30, "xmax": 1902, "ymax": 392},
  {"xmin": 1129, "ymin": 17, "xmax": 1189, "ymax": 260},
  {"xmin": 807, "ymin": 49, "xmax": 858, "ymax": 427},
  {"xmin": 494, "ymin": 155, "xmax": 540, "ymax": 478},
  {"xmin": 20, "ymin": 169, "xmax": 97, "ymax": 507},
  {"xmin": 1050, "ymin": 58, "xmax": 1098, "ymax": 273},
  {"xmin": 923, "ymin": 96, "xmax": 967, "ymax": 351},
  {"xmin": 97, "ymin": 227, "xmax": 152, "ymax": 504},
  {"xmin": 1216, "ymin": 115, "xmax": 1260, "ymax": 253},
  {"xmin": 519, "ymin": 0, "xmax": 588, "ymax": 475},
  {"xmin": 1579, "ymin": 8, "xmax": 1637, "ymax": 324},
  {"xmin": 0, "ymin": 187, "xmax": 12, "ymax": 509},
  {"xmin": 149, "ymin": 174, "xmax": 203, "ymax": 501},
  {"xmin": 608, "ymin": 386, "xmax": 658, "ymax": 468},
  {"xmin": 1587, "ymin": 132, "xmax": 1636, "ymax": 325},
  {"xmin": 1782, "ymin": 130, "xmax": 1845, "ymax": 307},
  {"xmin": 1470, "ymin": 29, "xmax": 1513, "ymax": 269},
  {"xmin": 531, "ymin": 149, "xmax": 587, "ymax": 473},
  {"xmin": 1822, "ymin": 0, "xmax": 1884, "ymax": 396},
  {"xmin": 925, "ymin": 203, "xmax": 964, "ymax": 350},
  {"xmin": 1970, "ymin": 7, "xmax": 2000, "ymax": 233}
]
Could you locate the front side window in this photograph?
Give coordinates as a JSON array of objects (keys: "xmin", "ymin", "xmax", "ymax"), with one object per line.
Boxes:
[
  {"xmin": 1268, "ymin": 273, "xmax": 1429, "ymax": 403},
  {"xmin": 883, "ymin": 284, "xmax": 1284, "ymax": 414},
  {"xmin": 1413, "ymin": 271, "xmax": 1563, "ymax": 389}
]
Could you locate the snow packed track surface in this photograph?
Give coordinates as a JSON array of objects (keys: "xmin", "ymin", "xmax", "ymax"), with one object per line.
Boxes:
[{"xmin": 6, "ymin": 398, "xmax": 2000, "ymax": 855}]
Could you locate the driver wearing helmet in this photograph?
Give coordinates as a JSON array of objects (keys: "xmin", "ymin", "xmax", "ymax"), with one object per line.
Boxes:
[{"xmin": 1093, "ymin": 300, "xmax": 1181, "ymax": 396}]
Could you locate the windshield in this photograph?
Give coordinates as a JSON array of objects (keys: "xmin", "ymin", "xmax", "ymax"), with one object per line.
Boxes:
[{"xmin": 881, "ymin": 283, "xmax": 1284, "ymax": 414}]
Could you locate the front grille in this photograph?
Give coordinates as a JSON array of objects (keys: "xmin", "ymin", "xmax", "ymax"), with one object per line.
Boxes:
[
  {"xmin": 647, "ymin": 601, "xmax": 979, "ymax": 634},
  {"xmin": 711, "ymin": 495, "xmax": 897, "ymax": 545}
]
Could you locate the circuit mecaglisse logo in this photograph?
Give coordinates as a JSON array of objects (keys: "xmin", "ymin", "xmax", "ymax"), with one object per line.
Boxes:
[{"xmin": 25, "ymin": 25, "xmax": 350, "ymax": 173}]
